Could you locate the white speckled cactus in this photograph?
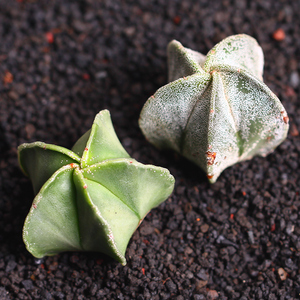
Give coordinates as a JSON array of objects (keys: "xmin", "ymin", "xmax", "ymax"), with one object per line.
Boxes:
[{"xmin": 139, "ymin": 34, "xmax": 289, "ymax": 183}]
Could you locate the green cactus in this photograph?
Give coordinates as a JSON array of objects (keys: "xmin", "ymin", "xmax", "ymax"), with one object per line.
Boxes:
[
  {"xmin": 139, "ymin": 34, "xmax": 289, "ymax": 183},
  {"xmin": 19, "ymin": 110, "xmax": 175, "ymax": 265}
]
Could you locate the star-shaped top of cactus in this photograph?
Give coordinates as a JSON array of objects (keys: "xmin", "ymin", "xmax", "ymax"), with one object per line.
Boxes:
[
  {"xmin": 139, "ymin": 34, "xmax": 289, "ymax": 183},
  {"xmin": 19, "ymin": 110, "xmax": 175, "ymax": 265}
]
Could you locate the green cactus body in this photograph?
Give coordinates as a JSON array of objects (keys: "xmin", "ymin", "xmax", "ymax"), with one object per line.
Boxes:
[
  {"xmin": 139, "ymin": 34, "xmax": 289, "ymax": 183},
  {"xmin": 19, "ymin": 110, "xmax": 175, "ymax": 265}
]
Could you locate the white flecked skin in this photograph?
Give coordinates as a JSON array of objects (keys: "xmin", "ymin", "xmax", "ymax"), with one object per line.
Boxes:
[{"xmin": 139, "ymin": 34, "xmax": 289, "ymax": 183}]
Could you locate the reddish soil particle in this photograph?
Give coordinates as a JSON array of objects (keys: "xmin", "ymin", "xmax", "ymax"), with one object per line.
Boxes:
[
  {"xmin": 272, "ymin": 28, "xmax": 286, "ymax": 41},
  {"xmin": 45, "ymin": 32, "xmax": 54, "ymax": 44}
]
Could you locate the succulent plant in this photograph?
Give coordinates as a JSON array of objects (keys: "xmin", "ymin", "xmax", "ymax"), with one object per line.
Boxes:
[
  {"xmin": 139, "ymin": 34, "xmax": 289, "ymax": 183},
  {"xmin": 18, "ymin": 110, "xmax": 175, "ymax": 265}
]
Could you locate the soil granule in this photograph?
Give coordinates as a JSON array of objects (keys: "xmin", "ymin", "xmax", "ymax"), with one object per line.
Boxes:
[{"xmin": 0, "ymin": 1, "xmax": 300, "ymax": 299}]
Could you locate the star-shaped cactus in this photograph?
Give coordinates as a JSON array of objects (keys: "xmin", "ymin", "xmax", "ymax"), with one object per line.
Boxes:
[
  {"xmin": 139, "ymin": 34, "xmax": 289, "ymax": 183},
  {"xmin": 18, "ymin": 110, "xmax": 175, "ymax": 265}
]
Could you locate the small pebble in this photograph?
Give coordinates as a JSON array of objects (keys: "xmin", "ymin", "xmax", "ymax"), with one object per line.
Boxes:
[
  {"xmin": 196, "ymin": 280, "xmax": 208, "ymax": 289},
  {"xmin": 95, "ymin": 71, "xmax": 107, "ymax": 79},
  {"xmin": 207, "ymin": 289, "xmax": 219, "ymax": 299},
  {"xmin": 286, "ymin": 223, "xmax": 295, "ymax": 235},
  {"xmin": 247, "ymin": 230, "xmax": 255, "ymax": 244},
  {"xmin": 200, "ymin": 223, "xmax": 209, "ymax": 233},
  {"xmin": 278, "ymin": 268, "xmax": 288, "ymax": 280},
  {"xmin": 196, "ymin": 269, "xmax": 209, "ymax": 281},
  {"xmin": 290, "ymin": 71, "xmax": 300, "ymax": 88},
  {"xmin": 194, "ymin": 295, "xmax": 205, "ymax": 300},
  {"xmin": 165, "ymin": 279, "xmax": 177, "ymax": 293},
  {"xmin": 22, "ymin": 279, "xmax": 34, "ymax": 290},
  {"xmin": 186, "ymin": 270, "xmax": 194, "ymax": 279}
]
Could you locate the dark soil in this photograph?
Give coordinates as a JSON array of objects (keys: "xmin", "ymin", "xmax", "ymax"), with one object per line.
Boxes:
[{"xmin": 0, "ymin": 0, "xmax": 300, "ymax": 299}]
